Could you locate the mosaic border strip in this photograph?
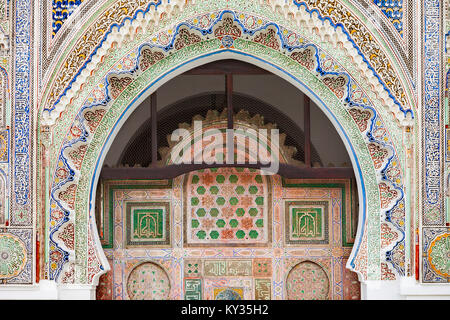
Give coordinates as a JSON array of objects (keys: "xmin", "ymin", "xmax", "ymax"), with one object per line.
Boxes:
[
  {"xmin": 421, "ymin": 0, "xmax": 448, "ymax": 284},
  {"xmin": 2, "ymin": 0, "xmax": 35, "ymax": 285},
  {"xmin": 0, "ymin": 128, "xmax": 9, "ymax": 163}
]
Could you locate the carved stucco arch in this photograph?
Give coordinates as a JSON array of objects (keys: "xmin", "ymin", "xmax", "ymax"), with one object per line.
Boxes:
[{"xmin": 40, "ymin": 8, "xmax": 410, "ymax": 285}]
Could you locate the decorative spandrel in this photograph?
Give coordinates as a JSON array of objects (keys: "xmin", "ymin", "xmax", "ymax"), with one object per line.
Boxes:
[{"xmin": 97, "ymin": 176, "xmax": 360, "ymax": 300}]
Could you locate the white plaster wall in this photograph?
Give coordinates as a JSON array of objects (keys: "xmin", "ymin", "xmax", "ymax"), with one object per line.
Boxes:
[
  {"xmin": 103, "ymin": 74, "xmax": 351, "ymax": 167},
  {"xmin": 361, "ymin": 278, "xmax": 450, "ymax": 300},
  {"xmin": 1, "ymin": 277, "xmax": 449, "ymax": 300}
]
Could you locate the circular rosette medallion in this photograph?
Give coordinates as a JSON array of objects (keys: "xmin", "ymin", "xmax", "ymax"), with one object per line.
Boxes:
[
  {"xmin": 0, "ymin": 234, "xmax": 27, "ymax": 279},
  {"xmin": 286, "ymin": 261, "xmax": 330, "ymax": 300},
  {"xmin": 127, "ymin": 262, "xmax": 170, "ymax": 300},
  {"xmin": 428, "ymin": 233, "xmax": 450, "ymax": 278}
]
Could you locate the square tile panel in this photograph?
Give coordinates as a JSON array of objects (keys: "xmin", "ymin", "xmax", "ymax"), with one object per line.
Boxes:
[{"xmin": 125, "ymin": 202, "xmax": 171, "ymax": 247}]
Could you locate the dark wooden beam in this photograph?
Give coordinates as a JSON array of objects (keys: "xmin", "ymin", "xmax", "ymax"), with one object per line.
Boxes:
[
  {"xmin": 304, "ymin": 94, "xmax": 311, "ymax": 168},
  {"xmin": 226, "ymin": 74, "xmax": 233, "ymax": 130},
  {"xmin": 226, "ymin": 73, "xmax": 234, "ymax": 164},
  {"xmin": 151, "ymin": 92, "xmax": 157, "ymax": 166},
  {"xmin": 101, "ymin": 164, "xmax": 355, "ymax": 180},
  {"xmin": 183, "ymin": 59, "xmax": 270, "ymax": 75}
]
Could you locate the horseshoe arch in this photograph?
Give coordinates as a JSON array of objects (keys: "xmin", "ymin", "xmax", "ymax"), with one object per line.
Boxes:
[{"xmin": 39, "ymin": 4, "xmax": 413, "ymax": 291}]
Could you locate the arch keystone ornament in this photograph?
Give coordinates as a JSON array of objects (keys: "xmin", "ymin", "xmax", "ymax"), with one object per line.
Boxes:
[{"xmin": 37, "ymin": 0, "xmax": 415, "ymax": 291}]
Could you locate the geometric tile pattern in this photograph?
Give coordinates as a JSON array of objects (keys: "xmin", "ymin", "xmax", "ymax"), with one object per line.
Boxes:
[
  {"xmin": 48, "ymin": 8, "xmax": 408, "ymax": 283},
  {"xmin": 184, "ymin": 168, "xmax": 271, "ymax": 247},
  {"xmin": 253, "ymin": 259, "xmax": 272, "ymax": 277},
  {"xmin": 184, "ymin": 259, "xmax": 202, "ymax": 278}
]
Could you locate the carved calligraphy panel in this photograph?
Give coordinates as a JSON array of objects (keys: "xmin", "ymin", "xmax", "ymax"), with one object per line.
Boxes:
[
  {"xmin": 184, "ymin": 278, "xmax": 202, "ymax": 300},
  {"xmin": 125, "ymin": 202, "xmax": 171, "ymax": 248},
  {"xmin": 285, "ymin": 201, "xmax": 330, "ymax": 245}
]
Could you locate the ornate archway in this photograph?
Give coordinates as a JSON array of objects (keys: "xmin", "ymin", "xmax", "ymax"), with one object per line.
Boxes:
[{"xmin": 38, "ymin": 3, "xmax": 413, "ymax": 289}]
